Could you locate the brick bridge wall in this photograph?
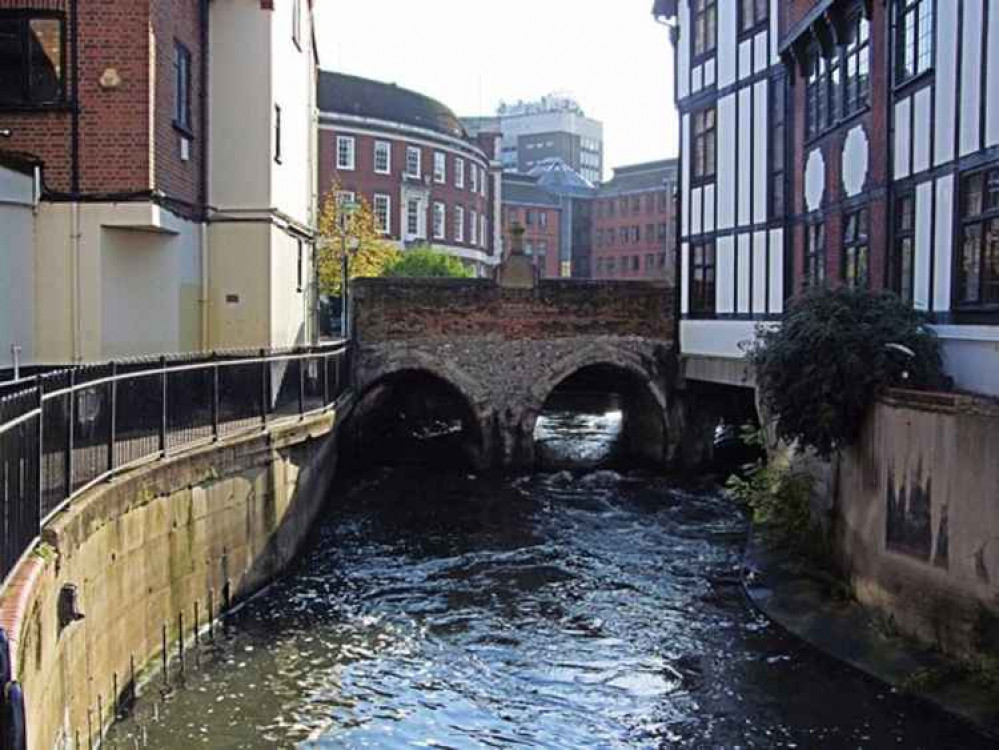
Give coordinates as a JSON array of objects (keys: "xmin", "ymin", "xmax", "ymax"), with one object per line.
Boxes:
[{"xmin": 350, "ymin": 278, "xmax": 677, "ymax": 468}]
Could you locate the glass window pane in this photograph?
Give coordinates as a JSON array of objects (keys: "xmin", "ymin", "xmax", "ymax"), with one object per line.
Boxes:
[
  {"xmin": 28, "ymin": 18, "xmax": 62, "ymax": 104},
  {"xmin": 0, "ymin": 20, "xmax": 25, "ymax": 105}
]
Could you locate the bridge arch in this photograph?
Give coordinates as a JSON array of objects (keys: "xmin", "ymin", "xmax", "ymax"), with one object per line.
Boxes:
[
  {"xmin": 522, "ymin": 345, "xmax": 672, "ymax": 468},
  {"xmin": 349, "ymin": 351, "xmax": 494, "ymax": 470}
]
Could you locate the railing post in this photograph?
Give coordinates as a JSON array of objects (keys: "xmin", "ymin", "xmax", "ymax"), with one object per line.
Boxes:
[
  {"xmin": 211, "ymin": 352, "xmax": 220, "ymax": 441},
  {"xmin": 64, "ymin": 368, "xmax": 75, "ymax": 497},
  {"xmin": 159, "ymin": 356, "xmax": 168, "ymax": 457},
  {"xmin": 298, "ymin": 351, "xmax": 306, "ymax": 418},
  {"xmin": 322, "ymin": 352, "xmax": 330, "ymax": 407},
  {"xmin": 107, "ymin": 362, "xmax": 117, "ymax": 475},
  {"xmin": 259, "ymin": 349, "xmax": 268, "ymax": 428},
  {"xmin": 36, "ymin": 377, "xmax": 44, "ymax": 526}
]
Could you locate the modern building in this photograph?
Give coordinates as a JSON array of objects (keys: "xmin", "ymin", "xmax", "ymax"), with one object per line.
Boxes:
[
  {"xmin": 0, "ymin": 0, "xmax": 319, "ymax": 366},
  {"xmin": 501, "ymin": 173, "xmax": 563, "ymax": 279},
  {"xmin": 464, "ymin": 94, "xmax": 605, "ymax": 184},
  {"xmin": 592, "ymin": 160, "xmax": 678, "ymax": 282},
  {"xmin": 654, "ymin": 0, "xmax": 999, "ymax": 398},
  {"xmin": 318, "ymin": 72, "xmax": 501, "ymax": 276}
]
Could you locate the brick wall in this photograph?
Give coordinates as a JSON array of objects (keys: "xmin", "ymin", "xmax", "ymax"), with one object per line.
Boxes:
[
  {"xmin": 502, "ymin": 204, "xmax": 561, "ymax": 278},
  {"xmin": 592, "ymin": 190, "xmax": 674, "ymax": 281}
]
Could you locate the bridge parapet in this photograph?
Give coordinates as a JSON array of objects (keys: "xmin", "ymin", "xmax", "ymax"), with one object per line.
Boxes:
[{"xmin": 350, "ymin": 278, "xmax": 678, "ymax": 469}]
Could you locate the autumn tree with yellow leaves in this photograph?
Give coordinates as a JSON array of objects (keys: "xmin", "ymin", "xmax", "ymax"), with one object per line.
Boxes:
[{"xmin": 317, "ymin": 184, "xmax": 400, "ymax": 296}]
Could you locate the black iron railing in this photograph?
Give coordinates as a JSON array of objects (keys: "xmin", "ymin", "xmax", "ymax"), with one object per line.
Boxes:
[{"xmin": 0, "ymin": 343, "xmax": 351, "ymax": 584}]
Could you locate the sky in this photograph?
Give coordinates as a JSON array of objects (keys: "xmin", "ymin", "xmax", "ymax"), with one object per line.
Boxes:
[{"xmin": 313, "ymin": 0, "xmax": 679, "ymax": 179}]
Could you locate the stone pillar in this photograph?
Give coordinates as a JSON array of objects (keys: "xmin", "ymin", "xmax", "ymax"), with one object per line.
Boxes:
[{"xmin": 496, "ymin": 224, "xmax": 536, "ymax": 289}]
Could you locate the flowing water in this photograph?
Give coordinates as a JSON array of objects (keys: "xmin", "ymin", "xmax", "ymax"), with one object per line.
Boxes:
[{"xmin": 105, "ymin": 396, "xmax": 994, "ymax": 750}]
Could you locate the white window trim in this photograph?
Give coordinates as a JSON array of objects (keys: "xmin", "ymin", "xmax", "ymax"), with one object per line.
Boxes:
[
  {"xmin": 406, "ymin": 146, "xmax": 422, "ymax": 178},
  {"xmin": 480, "ymin": 167, "xmax": 487, "ymax": 197},
  {"xmin": 434, "ymin": 152, "xmax": 447, "ymax": 184},
  {"xmin": 433, "ymin": 201, "xmax": 446, "ymax": 239},
  {"xmin": 373, "ymin": 193, "xmax": 391, "ymax": 235},
  {"xmin": 406, "ymin": 198, "xmax": 422, "ymax": 238},
  {"xmin": 336, "ymin": 135, "xmax": 355, "ymax": 171},
  {"xmin": 455, "ymin": 158, "xmax": 465, "ymax": 189},
  {"xmin": 470, "ymin": 166, "xmax": 478, "ymax": 193},
  {"xmin": 480, "ymin": 214, "xmax": 487, "ymax": 247},
  {"xmin": 455, "ymin": 206, "xmax": 465, "ymax": 242},
  {"xmin": 470, "ymin": 209, "xmax": 478, "ymax": 245},
  {"xmin": 374, "ymin": 141, "xmax": 392, "ymax": 174}
]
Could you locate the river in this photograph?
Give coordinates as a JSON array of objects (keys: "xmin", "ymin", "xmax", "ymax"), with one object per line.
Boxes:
[{"xmin": 105, "ymin": 395, "xmax": 994, "ymax": 749}]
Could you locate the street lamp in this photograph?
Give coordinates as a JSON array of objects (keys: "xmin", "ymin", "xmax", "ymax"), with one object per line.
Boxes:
[{"xmin": 339, "ymin": 200, "xmax": 359, "ymax": 339}]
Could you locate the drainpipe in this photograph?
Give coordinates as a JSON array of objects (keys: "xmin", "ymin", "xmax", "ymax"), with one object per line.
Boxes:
[
  {"xmin": 199, "ymin": 0, "xmax": 210, "ymax": 351},
  {"xmin": 70, "ymin": 202, "xmax": 82, "ymax": 362}
]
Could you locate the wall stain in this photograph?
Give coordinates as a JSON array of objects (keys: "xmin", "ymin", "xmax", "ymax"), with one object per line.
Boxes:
[{"xmin": 886, "ymin": 461, "xmax": 933, "ymax": 562}]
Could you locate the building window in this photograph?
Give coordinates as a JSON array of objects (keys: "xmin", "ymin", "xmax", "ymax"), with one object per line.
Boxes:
[
  {"xmin": 374, "ymin": 141, "xmax": 391, "ymax": 174},
  {"xmin": 804, "ymin": 221, "xmax": 827, "ymax": 288},
  {"xmin": 406, "ymin": 146, "xmax": 421, "ymax": 178},
  {"xmin": 658, "ymin": 192, "xmax": 669, "ymax": 212},
  {"xmin": 631, "ymin": 196, "xmax": 641, "ymax": 213},
  {"xmin": 645, "ymin": 254, "xmax": 655, "ymax": 271},
  {"xmin": 470, "ymin": 165, "xmax": 479, "ymax": 194},
  {"xmin": 336, "ymin": 136, "xmax": 355, "ymax": 170},
  {"xmin": 608, "ymin": 200, "xmax": 616, "ymax": 218},
  {"xmin": 897, "ymin": 0, "xmax": 934, "ymax": 83},
  {"xmin": 470, "ymin": 210, "xmax": 479, "ymax": 245},
  {"xmin": 806, "ymin": 48, "xmax": 836, "ymax": 139},
  {"xmin": 481, "ymin": 168, "xmax": 488, "ymax": 197},
  {"xmin": 406, "ymin": 199, "xmax": 421, "ymax": 238},
  {"xmin": 844, "ymin": 15, "xmax": 871, "ymax": 116},
  {"xmin": 540, "ymin": 211, "xmax": 548, "ymax": 228},
  {"xmin": 620, "ymin": 227, "xmax": 629, "ymax": 245},
  {"xmin": 957, "ymin": 168, "xmax": 999, "ymax": 306},
  {"xmin": 690, "ymin": 241, "xmax": 716, "ymax": 314},
  {"xmin": 646, "ymin": 224, "xmax": 655, "ymax": 242},
  {"xmin": 481, "ymin": 214, "xmax": 487, "ymax": 247},
  {"xmin": 526, "ymin": 210, "xmax": 535, "ymax": 226},
  {"xmin": 692, "ymin": 107, "xmax": 716, "ymax": 183},
  {"xmin": 739, "ymin": 0, "xmax": 768, "ymax": 34},
  {"xmin": 174, "ymin": 42, "xmax": 192, "ymax": 131},
  {"xmin": 842, "ymin": 207, "xmax": 870, "ymax": 288},
  {"xmin": 607, "ymin": 258, "xmax": 617, "ymax": 277},
  {"xmin": 692, "ymin": 0, "xmax": 717, "ymax": 58},
  {"xmin": 658, "ymin": 223, "xmax": 669, "ymax": 241},
  {"xmin": 455, "ymin": 205, "xmax": 465, "ymax": 243},
  {"xmin": 455, "ymin": 157, "xmax": 465, "ymax": 188},
  {"xmin": 0, "ymin": 13, "xmax": 66, "ymax": 107},
  {"xmin": 893, "ymin": 193, "xmax": 915, "ymax": 304},
  {"xmin": 632, "ymin": 256, "xmax": 640, "ymax": 272},
  {"xmin": 432, "ymin": 201, "xmax": 446, "ymax": 239},
  {"xmin": 373, "ymin": 194, "xmax": 391, "ymax": 235},
  {"xmin": 273, "ymin": 105, "xmax": 283, "ymax": 163},
  {"xmin": 769, "ymin": 75, "xmax": 786, "ymax": 219},
  {"xmin": 434, "ymin": 152, "xmax": 446, "ymax": 184}
]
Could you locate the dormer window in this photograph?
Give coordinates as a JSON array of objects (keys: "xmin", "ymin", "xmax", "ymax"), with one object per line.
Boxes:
[{"xmin": 0, "ymin": 12, "xmax": 66, "ymax": 107}]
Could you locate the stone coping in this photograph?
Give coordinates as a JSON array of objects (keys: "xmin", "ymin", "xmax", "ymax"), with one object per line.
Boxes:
[
  {"xmin": 743, "ymin": 528, "xmax": 999, "ymax": 739},
  {"xmin": 882, "ymin": 388, "xmax": 999, "ymax": 417}
]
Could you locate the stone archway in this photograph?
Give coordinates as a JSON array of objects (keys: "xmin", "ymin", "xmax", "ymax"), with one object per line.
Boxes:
[
  {"xmin": 349, "ymin": 351, "xmax": 495, "ymax": 471},
  {"xmin": 517, "ymin": 345, "xmax": 674, "ymax": 468}
]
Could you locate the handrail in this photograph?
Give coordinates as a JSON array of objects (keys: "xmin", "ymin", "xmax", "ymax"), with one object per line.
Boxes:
[{"xmin": 0, "ymin": 342, "xmax": 352, "ymax": 588}]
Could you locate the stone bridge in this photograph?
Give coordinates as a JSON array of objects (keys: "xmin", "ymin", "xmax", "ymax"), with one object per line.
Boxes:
[{"xmin": 349, "ymin": 276, "xmax": 677, "ymax": 470}]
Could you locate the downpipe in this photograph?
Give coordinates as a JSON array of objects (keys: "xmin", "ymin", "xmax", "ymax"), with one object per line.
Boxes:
[{"xmin": 71, "ymin": 202, "xmax": 82, "ymax": 363}]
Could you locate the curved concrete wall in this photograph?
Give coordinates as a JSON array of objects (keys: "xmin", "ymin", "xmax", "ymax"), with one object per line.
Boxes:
[
  {"xmin": 0, "ymin": 412, "xmax": 341, "ymax": 750},
  {"xmin": 837, "ymin": 392, "xmax": 999, "ymax": 659}
]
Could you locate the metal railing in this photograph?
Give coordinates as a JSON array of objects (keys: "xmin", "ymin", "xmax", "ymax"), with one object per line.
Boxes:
[{"xmin": 0, "ymin": 343, "xmax": 351, "ymax": 584}]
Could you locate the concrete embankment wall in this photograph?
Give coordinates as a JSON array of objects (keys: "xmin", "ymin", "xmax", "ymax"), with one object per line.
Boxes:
[
  {"xmin": 836, "ymin": 391, "xmax": 999, "ymax": 659},
  {"xmin": 0, "ymin": 413, "xmax": 341, "ymax": 750}
]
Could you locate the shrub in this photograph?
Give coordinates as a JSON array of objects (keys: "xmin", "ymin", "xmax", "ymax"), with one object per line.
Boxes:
[
  {"xmin": 383, "ymin": 247, "xmax": 474, "ymax": 279},
  {"xmin": 749, "ymin": 288, "xmax": 947, "ymax": 458}
]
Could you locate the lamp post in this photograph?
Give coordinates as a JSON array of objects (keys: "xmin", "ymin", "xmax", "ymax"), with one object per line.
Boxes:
[{"xmin": 339, "ymin": 200, "xmax": 359, "ymax": 339}]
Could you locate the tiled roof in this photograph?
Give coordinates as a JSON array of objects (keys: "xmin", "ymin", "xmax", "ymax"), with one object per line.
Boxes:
[
  {"xmin": 318, "ymin": 71, "xmax": 468, "ymax": 140},
  {"xmin": 502, "ymin": 174, "xmax": 562, "ymax": 207}
]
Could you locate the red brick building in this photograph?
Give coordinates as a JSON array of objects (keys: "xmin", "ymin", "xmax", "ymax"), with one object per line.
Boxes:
[
  {"xmin": 592, "ymin": 160, "xmax": 678, "ymax": 281},
  {"xmin": 318, "ymin": 72, "xmax": 501, "ymax": 276},
  {"xmin": 500, "ymin": 173, "xmax": 562, "ymax": 278}
]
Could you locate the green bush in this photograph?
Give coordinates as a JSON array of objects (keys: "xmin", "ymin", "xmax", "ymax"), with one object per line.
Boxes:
[
  {"xmin": 383, "ymin": 247, "xmax": 474, "ymax": 279},
  {"xmin": 749, "ymin": 288, "xmax": 947, "ymax": 458}
]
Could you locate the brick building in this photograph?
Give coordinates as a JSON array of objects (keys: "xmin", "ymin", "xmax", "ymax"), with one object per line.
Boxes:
[
  {"xmin": 592, "ymin": 160, "xmax": 678, "ymax": 281},
  {"xmin": 655, "ymin": 0, "xmax": 999, "ymax": 397},
  {"xmin": 500, "ymin": 173, "xmax": 563, "ymax": 279},
  {"xmin": 318, "ymin": 72, "xmax": 501, "ymax": 277},
  {"xmin": 0, "ymin": 0, "xmax": 318, "ymax": 364}
]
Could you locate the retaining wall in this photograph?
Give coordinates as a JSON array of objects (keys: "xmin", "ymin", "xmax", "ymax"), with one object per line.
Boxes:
[
  {"xmin": 836, "ymin": 391, "xmax": 999, "ymax": 659},
  {"xmin": 0, "ymin": 412, "xmax": 341, "ymax": 750}
]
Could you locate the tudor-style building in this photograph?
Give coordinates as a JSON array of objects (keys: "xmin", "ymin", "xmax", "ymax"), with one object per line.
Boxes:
[
  {"xmin": 655, "ymin": 0, "xmax": 999, "ymax": 398},
  {"xmin": 317, "ymin": 72, "xmax": 502, "ymax": 276}
]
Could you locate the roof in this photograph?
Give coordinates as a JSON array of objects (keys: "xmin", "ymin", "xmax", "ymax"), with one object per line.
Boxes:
[
  {"xmin": 318, "ymin": 71, "xmax": 469, "ymax": 140},
  {"xmin": 597, "ymin": 158, "xmax": 678, "ymax": 197},
  {"xmin": 502, "ymin": 174, "xmax": 562, "ymax": 208},
  {"xmin": 527, "ymin": 158, "xmax": 596, "ymax": 198}
]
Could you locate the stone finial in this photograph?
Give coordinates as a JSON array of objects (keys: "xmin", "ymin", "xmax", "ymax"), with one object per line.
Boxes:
[{"xmin": 497, "ymin": 223, "xmax": 536, "ymax": 289}]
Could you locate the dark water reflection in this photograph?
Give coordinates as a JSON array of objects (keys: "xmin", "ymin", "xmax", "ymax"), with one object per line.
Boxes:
[{"xmin": 105, "ymin": 407, "xmax": 994, "ymax": 749}]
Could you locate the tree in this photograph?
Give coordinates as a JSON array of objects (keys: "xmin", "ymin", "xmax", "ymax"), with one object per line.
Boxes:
[
  {"xmin": 749, "ymin": 288, "xmax": 947, "ymax": 458},
  {"xmin": 383, "ymin": 246, "xmax": 474, "ymax": 279},
  {"xmin": 316, "ymin": 184, "xmax": 400, "ymax": 296}
]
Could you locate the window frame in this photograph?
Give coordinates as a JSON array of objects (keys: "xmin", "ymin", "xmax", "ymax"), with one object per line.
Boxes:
[
  {"xmin": 893, "ymin": 192, "xmax": 916, "ymax": 304},
  {"xmin": 692, "ymin": 0, "xmax": 717, "ymax": 61},
  {"xmin": 0, "ymin": 10, "xmax": 69, "ymax": 110},
  {"xmin": 373, "ymin": 193, "xmax": 391, "ymax": 235},
  {"xmin": 433, "ymin": 152, "xmax": 447, "ymax": 184},
  {"xmin": 804, "ymin": 220, "xmax": 827, "ymax": 288},
  {"xmin": 405, "ymin": 145, "xmax": 422, "ymax": 178},
  {"xmin": 692, "ymin": 106, "xmax": 717, "ymax": 185},
  {"xmin": 689, "ymin": 240, "xmax": 716, "ymax": 315},
  {"xmin": 406, "ymin": 198, "xmax": 422, "ymax": 238},
  {"xmin": 738, "ymin": 0, "xmax": 768, "ymax": 36},
  {"xmin": 336, "ymin": 135, "xmax": 356, "ymax": 171},
  {"xmin": 842, "ymin": 206, "xmax": 870, "ymax": 289},
  {"xmin": 896, "ymin": 0, "xmax": 934, "ymax": 85},
  {"xmin": 174, "ymin": 40, "xmax": 193, "ymax": 134},
  {"xmin": 432, "ymin": 201, "xmax": 446, "ymax": 240},
  {"xmin": 955, "ymin": 167, "xmax": 999, "ymax": 309},
  {"xmin": 470, "ymin": 209, "xmax": 478, "ymax": 246},
  {"xmin": 769, "ymin": 73, "xmax": 787, "ymax": 220},
  {"xmin": 374, "ymin": 140, "xmax": 392, "ymax": 174},
  {"xmin": 455, "ymin": 157, "xmax": 465, "ymax": 189},
  {"xmin": 843, "ymin": 13, "xmax": 871, "ymax": 117}
]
